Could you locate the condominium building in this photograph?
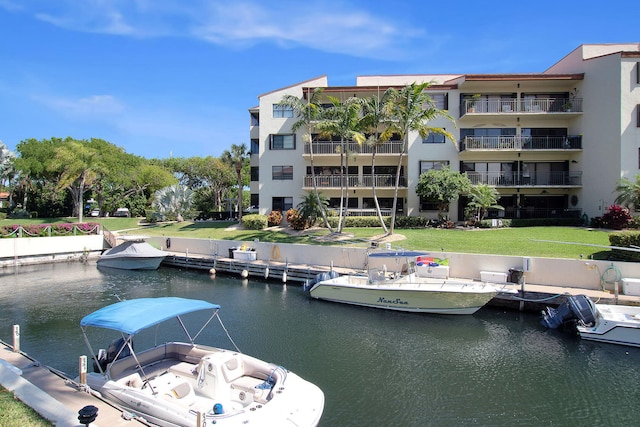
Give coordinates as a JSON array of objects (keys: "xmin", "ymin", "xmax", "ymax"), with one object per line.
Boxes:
[{"xmin": 249, "ymin": 43, "xmax": 640, "ymax": 223}]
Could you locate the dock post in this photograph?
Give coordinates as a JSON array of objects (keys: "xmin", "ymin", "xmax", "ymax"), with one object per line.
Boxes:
[
  {"xmin": 79, "ymin": 355, "xmax": 87, "ymax": 385},
  {"xmin": 12, "ymin": 324, "xmax": 19, "ymax": 352}
]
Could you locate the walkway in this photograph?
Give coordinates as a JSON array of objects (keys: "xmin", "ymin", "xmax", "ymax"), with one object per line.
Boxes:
[{"xmin": 0, "ymin": 341, "xmax": 151, "ymax": 427}]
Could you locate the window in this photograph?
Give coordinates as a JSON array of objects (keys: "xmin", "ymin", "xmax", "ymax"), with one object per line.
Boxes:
[
  {"xmin": 272, "ymin": 197, "xmax": 293, "ymax": 212},
  {"xmin": 273, "ymin": 104, "xmax": 294, "ymax": 118},
  {"xmin": 270, "ymin": 134, "xmax": 295, "ymax": 150},
  {"xmin": 428, "ymin": 93, "xmax": 448, "ymax": 110},
  {"xmin": 251, "ymin": 139, "xmax": 259, "ymax": 154},
  {"xmin": 250, "ymin": 167, "xmax": 259, "ymax": 181},
  {"xmin": 419, "ymin": 161, "xmax": 449, "ymax": 173},
  {"xmin": 250, "ymin": 111, "xmax": 259, "ymax": 126},
  {"xmin": 423, "ymin": 130, "xmax": 446, "ymax": 144},
  {"xmin": 272, "ymin": 165, "xmax": 293, "ymax": 180}
]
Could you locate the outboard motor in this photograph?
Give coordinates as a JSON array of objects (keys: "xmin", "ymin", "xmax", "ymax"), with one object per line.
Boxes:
[
  {"xmin": 94, "ymin": 337, "xmax": 132, "ymax": 372},
  {"xmin": 541, "ymin": 295, "xmax": 596, "ymax": 329}
]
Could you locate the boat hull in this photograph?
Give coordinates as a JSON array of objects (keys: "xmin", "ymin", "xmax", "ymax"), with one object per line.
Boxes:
[
  {"xmin": 96, "ymin": 256, "xmax": 165, "ymax": 270},
  {"xmin": 576, "ymin": 304, "xmax": 640, "ymax": 347},
  {"xmin": 309, "ymin": 275, "xmax": 499, "ymax": 315}
]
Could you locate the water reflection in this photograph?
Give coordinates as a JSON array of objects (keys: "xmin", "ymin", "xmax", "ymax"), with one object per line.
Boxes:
[{"xmin": 2, "ymin": 262, "xmax": 640, "ymax": 426}]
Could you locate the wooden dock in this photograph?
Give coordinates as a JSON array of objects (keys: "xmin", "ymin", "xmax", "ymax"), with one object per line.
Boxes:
[
  {"xmin": 0, "ymin": 341, "xmax": 152, "ymax": 427},
  {"xmin": 162, "ymin": 253, "xmax": 361, "ymax": 283}
]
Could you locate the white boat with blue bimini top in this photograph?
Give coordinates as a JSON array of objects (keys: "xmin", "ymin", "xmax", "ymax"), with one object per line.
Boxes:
[
  {"xmin": 79, "ymin": 297, "xmax": 325, "ymax": 427},
  {"xmin": 308, "ymin": 250, "xmax": 508, "ymax": 315}
]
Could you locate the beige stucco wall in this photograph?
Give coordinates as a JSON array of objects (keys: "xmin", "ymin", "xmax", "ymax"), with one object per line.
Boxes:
[{"xmin": 147, "ymin": 236, "xmax": 640, "ymax": 292}]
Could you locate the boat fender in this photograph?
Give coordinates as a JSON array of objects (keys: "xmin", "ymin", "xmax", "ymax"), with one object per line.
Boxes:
[
  {"xmin": 213, "ymin": 403, "xmax": 224, "ymax": 414},
  {"xmin": 166, "ymin": 238, "xmax": 171, "ymax": 249}
]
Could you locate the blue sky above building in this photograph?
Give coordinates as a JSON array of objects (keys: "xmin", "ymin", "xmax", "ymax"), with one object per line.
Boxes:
[{"xmin": 0, "ymin": 0, "xmax": 637, "ymax": 159}]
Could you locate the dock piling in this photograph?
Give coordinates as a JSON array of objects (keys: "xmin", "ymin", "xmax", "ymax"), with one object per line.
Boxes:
[{"xmin": 12, "ymin": 324, "xmax": 19, "ymax": 352}]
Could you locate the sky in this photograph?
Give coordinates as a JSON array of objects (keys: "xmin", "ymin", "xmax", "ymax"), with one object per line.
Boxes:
[{"xmin": 0, "ymin": 0, "xmax": 638, "ymax": 160}]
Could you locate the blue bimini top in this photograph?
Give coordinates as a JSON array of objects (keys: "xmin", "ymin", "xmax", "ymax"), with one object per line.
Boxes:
[{"xmin": 80, "ymin": 297, "xmax": 220, "ymax": 336}]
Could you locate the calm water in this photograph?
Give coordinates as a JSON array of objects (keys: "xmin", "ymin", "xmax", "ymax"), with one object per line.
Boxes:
[{"xmin": 1, "ymin": 262, "xmax": 640, "ymax": 426}]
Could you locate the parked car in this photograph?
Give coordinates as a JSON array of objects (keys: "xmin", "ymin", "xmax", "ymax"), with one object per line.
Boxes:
[{"xmin": 114, "ymin": 207, "xmax": 131, "ymax": 217}]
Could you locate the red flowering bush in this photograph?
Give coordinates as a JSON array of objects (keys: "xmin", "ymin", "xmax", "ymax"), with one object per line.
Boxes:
[{"xmin": 601, "ymin": 205, "xmax": 633, "ymax": 230}]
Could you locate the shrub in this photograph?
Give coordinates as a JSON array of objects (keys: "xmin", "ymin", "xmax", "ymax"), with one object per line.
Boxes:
[
  {"xmin": 267, "ymin": 210, "xmax": 283, "ymax": 227},
  {"xmin": 7, "ymin": 209, "xmax": 30, "ymax": 219},
  {"xmin": 600, "ymin": 205, "xmax": 632, "ymax": 230},
  {"xmin": 609, "ymin": 231, "xmax": 640, "ymax": 261},
  {"xmin": 286, "ymin": 208, "xmax": 308, "ymax": 230},
  {"xmin": 241, "ymin": 214, "xmax": 267, "ymax": 230}
]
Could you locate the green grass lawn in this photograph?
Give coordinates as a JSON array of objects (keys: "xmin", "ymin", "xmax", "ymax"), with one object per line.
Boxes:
[
  {"xmin": 2, "ymin": 217, "xmax": 614, "ymax": 260},
  {"xmin": 0, "ymin": 386, "xmax": 53, "ymax": 427}
]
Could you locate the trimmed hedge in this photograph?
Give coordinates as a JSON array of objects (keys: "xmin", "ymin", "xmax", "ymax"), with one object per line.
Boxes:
[
  {"xmin": 609, "ymin": 231, "xmax": 640, "ymax": 262},
  {"xmin": 241, "ymin": 214, "xmax": 268, "ymax": 230}
]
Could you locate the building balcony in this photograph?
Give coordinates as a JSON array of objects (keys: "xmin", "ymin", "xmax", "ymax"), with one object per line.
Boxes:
[
  {"xmin": 465, "ymin": 171, "xmax": 582, "ymax": 187},
  {"xmin": 460, "ymin": 135, "xmax": 582, "ymax": 151},
  {"xmin": 461, "ymin": 98, "xmax": 583, "ymax": 117},
  {"xmin": 303, "ymin": 140, "xmax": 404, "ymax": 156},
  {"xmin": 303, "ymin": 174, "xmax": 407, "ymax": 188}
]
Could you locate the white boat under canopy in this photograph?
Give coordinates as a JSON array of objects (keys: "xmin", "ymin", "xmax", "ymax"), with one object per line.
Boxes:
[{"xmin": 79, "ymin": 297, "xmax": 325, "ymax": 427}]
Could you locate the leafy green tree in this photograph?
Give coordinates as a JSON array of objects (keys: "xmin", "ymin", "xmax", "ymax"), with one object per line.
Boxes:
[
  {"xmin": 221, "ymin": 144, "xmax": 249, "ymax": 221},
  {"xmin": 278, "ymin": 88, "xmax": 334, "ymax": 231},
  {"xmin": 467, "ymin": 184, "xmax": 504, "ymax": 221},
  {"xmin": 385, "ymin": 83, "xmax": 455, "ymax": 234},
  {"xmin": 357, "ymin": 93, "xmax": 396, "ymax": 233},
  {"xmin": 615, "ymin": 175, "xmax": 640, "ymax": 211},
  {"xmin": 315, "ymin": 96, "xmax": 365, "ymax": 233},
  {"xmin": 416, "ymin": 166, "xmax": 471, "ymax": 219},
  {"xmin": 152, "ymin": 184, "xmax": 194, "ymax": 222}
]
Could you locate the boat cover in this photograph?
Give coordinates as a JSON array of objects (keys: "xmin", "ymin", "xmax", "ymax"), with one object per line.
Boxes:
[
  {"xmin": 80, "ymin": 297, "xmax": 220, "ymax": 335},
  {"xmin": 99, "ymin": 241, "xmax": 167, "ymax": 260},
  {"xmin": 368, "ymin": 250, "xmax": 429, "ymax": 258}
]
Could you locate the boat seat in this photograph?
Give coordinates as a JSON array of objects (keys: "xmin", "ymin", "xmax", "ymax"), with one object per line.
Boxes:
[
  {"xmin": 221, "ymin": 355, "xmax": 244, "ymax": 383},
  {"xmin": 167, "ymin": 381, "xmax": 195, "ymax": 400}
]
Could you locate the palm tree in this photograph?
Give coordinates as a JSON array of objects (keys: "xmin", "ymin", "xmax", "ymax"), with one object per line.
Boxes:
[
  {"xmin": 297, "ymin": 191, "xmax": 329, "ymax": 227},
  {"xmin": 221, "ymin": 144, "xmax": 248, "ymax": 221},
  {"xmin": 385, "ymin": 83, "xmax": 455, "ymax": 234},
  {"xmin": 357, "ymin": 92, "xmax": 395, "ymax": 233},
  {"xmin": 278, "ymin": 88, "xmax": 334, "ymax": 232},
  {"xmin": 467, "ymin": 184, "xmax": 503, "ymax": 221},
  {"xmin": 615, "ymin": 175, "xmax": 640, "ymax": 211},
  {"xmin": 316, "ymin": 96, "xmax": 365, "ymax": 233},
  {"xmin": 0, "ymin": 141, "xmax": 16, "ymax": 207},
  {"xmin": 152, "ymin": 184, "xmax": 194, "ymax": 222}
]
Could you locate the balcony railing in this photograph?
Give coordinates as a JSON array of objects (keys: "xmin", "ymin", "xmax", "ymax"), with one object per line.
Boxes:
[
  {"xmin": 460, "ymin": 135, "xmax": 582, "ymax": 151},
  {"xmin": 303, "ymin": 174, "xmax": 406, "ymax": 188},
  {"xmin": 461, "ymin": 97, "xmax": 583, "ymax": 116},
  {"xmin": 486, "ymin": 207, "xmax": 582, "ymax": 220},
  {"xmin": 303, "ymin": 140, "xmax": 404, "ymax": 155},
  {"xmin": 465, "ymin": 171, "xmax": 582, "ymax": 186}
]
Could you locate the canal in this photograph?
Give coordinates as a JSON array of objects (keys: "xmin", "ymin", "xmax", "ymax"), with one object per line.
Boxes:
[{"xmin": 1, "ymin": 262, "xmax": 639, "ymax": 426}]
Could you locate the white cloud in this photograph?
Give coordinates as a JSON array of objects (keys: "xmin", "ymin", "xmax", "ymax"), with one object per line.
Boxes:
[
  {"xmin": 10, "ymin": 0, "xmax": 427, "ymax": 59},
  {"xmin": 33, "ymin": 93, "xmax": 125, "ymax": 117}
]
